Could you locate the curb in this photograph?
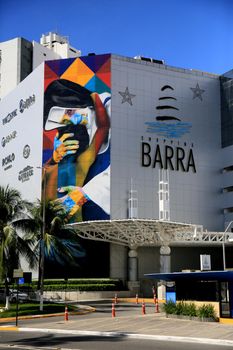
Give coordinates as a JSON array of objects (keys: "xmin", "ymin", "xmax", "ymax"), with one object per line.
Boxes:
[
  {"xmin": 4, "ymin": 327, "xmax": 233, "ymax": 347},
  {"xmin": 0, "ymin": 306, "xmax": 95, "ymax": 323},
  {"xmin": 219, "ymin": 318, "xmax": 233, "ymax": 325}
]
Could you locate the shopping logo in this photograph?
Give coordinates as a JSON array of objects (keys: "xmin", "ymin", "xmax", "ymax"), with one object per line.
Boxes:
[
  {"xmin": 145, "ymin": 84, "xmax": 192, "ymax": 138},
  {"xmin": 19, "ymin": 94, "xmax": 35, "ymax": 113},
  {"xmin": 18, "ymin": 165, "xmax": 33, "ymax": 182},
  {"xmin": 23, "ymin": 144, "xmax": 30, "ymax": 159},
  {"xmin": 1, "ymin": 130, "xmax": 17, "ymax": 147},
  {"xmin": 2, "ymin": 153, "xmax": 15, "ymax": 171},
  {"xmin": 2, "ymin": 109, "xmax": 18, "ymax": 125}
]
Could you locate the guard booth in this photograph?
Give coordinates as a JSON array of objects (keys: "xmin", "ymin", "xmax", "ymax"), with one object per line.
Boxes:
[
  {"xmin": 145, "ymin": 270, "xmax": 233, "ymax": 319},
  {"xmin": 166, "ymin": 281, "xmax": 176, "ymax": 303}
]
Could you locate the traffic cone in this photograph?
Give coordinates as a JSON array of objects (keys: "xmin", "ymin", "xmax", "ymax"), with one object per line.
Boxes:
[
  {"xmin": 65, "ymin": 306, "xmax": 69, "ymax": 321},
  {"xmin": 155, "ymin": 299, "xmax": 159, "ymax": 313},
  {"xmin": 112, "ymin": 303, "xmax": 116, "ymax": 317},
  {"xmin": 153, "ymin": 294, "xmax": 157, "ymax": 304},
  {"xmin": 142, "ymin": 302, "xmax": 146, "ymax": 315},
  {"xmin": 114, "ymin": 293, "xmax": 118, "ymax": 304},
  {"xmin": 136, "ymin": 293, "xmax": 138, "ymax": 304}
]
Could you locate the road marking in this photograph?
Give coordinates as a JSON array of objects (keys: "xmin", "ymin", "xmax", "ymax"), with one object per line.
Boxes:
[
  {"xmin": 0, "ymin": 344, "xmax": 81, "ymax": 350},
  {"xmin": 0, "ymin": 326, "xmax": 18, "ymax": 331},
  {"xmin": 17, "ymin": 328, "xmax": 233, "ymax": 347}
]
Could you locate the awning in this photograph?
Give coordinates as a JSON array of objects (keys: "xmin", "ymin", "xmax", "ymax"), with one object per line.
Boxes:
[
  {"xmin": 66, "ymin": 219, "xmax": 229, "ymax": 247},
  {"xmin": 145, "ymin": 270, "xmax": 233, "ymax": 281}
]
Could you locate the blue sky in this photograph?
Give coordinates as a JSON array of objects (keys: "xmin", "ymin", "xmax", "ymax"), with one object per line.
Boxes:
[{"xmin": 0, "ymin": 0, "xmax": 232, "ymax": 74}]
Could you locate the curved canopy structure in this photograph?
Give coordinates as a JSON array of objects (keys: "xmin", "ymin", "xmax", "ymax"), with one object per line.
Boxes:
[{"xmin": 67, "ymin": 219, "xmax": 230, "ymax": 247}]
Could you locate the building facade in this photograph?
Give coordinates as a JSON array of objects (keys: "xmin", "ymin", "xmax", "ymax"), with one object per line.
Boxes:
[
  {"xmin": 0, "ymin": 52, "xmax": 232, "ymax": 293},
  {"xmin": 0, "ymin": 33, "xmax": 81, "ymax": 100}
]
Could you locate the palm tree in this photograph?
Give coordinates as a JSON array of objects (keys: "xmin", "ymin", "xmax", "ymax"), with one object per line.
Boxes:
[
  {"xmin": 0, "ymin": 185, "xmax": 37, "ymax": 309},
  {"xmin": 24, "ymin": 199, "xmax": 85, "ymax": 289}
]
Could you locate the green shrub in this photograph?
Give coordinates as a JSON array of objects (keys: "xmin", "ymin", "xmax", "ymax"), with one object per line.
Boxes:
[
  {"xmin": 197, "ymin": 304, "xmax": 216, "ymax": 319},
  {"xmin": 0, "ymin": 278, "xmax": 126, "ymax": 293},
  {"xmin": 164, "ymin": 301, "xmax": 215, "ymax": 319},
  {"xmin": 43, "ymin": 283, "xmax": 117, "ymax": 291},
  {"xmin": 163, "ymin": 300, "xmax": 177, "ymax": 314},
  {"xmin": 30, "ymin": 278, "xmax": 125, "ymax": 290},
  {"xmin": 175, "ymin": 301, "xmax": 184, "ymax": 315},
  {"xmin": 187, "ymin": 302, "xmax": 197, "ymax": 317}
]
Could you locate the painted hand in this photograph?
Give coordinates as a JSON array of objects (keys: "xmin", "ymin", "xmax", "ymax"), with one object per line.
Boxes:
[
  {"xmin": 53, "ymin": 133, "xmax": 79, "ymax": 163},
  {"xmin": 57, "ymin": 186, "xmax": 89, "ymax": 218}
]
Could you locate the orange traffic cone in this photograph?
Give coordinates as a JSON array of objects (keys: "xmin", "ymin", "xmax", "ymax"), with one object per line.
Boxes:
[
  {"xmin": 112, "ymin": 303, "xmax": 116, "ymax": 317},
  {"xmin": 114, "ymin": 293, "xmax": 118, "ymax": 304},
  {"xmin": 155, "ymin": 299, "xmax": 159, "ymax": 313},
  {"xmin": 153, "ymin": 294, "xmax": 157, "ymax": 304},
  {"xmin": 142, "ymin": 302, "xmax": 146, "ymax": 315},
  {"xmin": 65, "ymin": 306, "xmax": 69, "ymax": 321}
]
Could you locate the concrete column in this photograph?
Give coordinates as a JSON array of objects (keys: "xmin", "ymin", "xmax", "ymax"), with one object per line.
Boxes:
[
  {"xmin": 158, "ymin": 245, "xmax": 171, "ymax": 300},
  {"xmin": 160, "ymin": 245, "xmax": 171, "ymax": 273},
  {"xmin": 228, "ymin": 281, "xmax": 233, "ymax": 318},
  {"xmin": 128, "ymin": 248, "xmax": 138, "ymax": 281},
  {"xmin": 127, "ymin": 248, "xmax": 140, "ymax": 293}
]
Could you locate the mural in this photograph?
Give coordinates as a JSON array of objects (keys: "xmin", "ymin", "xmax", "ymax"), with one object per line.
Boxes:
[{"xmin": 43, "ymin": 55, "xmax": 111, "ymax": 223}]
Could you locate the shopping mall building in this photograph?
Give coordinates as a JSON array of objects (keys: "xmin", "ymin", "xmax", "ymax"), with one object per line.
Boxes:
[{"xmin": 1, "ymin": 34, "xmax": 233, "ymax": 294}]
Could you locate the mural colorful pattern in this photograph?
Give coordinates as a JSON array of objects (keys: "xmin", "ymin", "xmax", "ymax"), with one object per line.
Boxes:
[{"xmin": 43, "ymin": 54, "xmax": 111, "ymax": 222}]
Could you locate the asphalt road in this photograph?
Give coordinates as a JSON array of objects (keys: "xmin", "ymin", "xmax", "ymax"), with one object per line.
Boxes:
[
  {"xmin": 0, "ymin": 330, "xmax": 229, "ymax": 350},
  {"xmin": 1, "ymin": 301, "xmax": 233, "ymax": 349}
]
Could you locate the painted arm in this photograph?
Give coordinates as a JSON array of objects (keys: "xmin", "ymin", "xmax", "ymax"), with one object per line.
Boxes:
[{"xmin": 90, "ymin": 92, "xmax": 110, "ymax": 155}]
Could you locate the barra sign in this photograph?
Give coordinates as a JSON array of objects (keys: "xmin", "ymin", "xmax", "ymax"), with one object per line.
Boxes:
[{"xmin": 141, "ymin": 141, "xmax": 196, "ymax": 173}]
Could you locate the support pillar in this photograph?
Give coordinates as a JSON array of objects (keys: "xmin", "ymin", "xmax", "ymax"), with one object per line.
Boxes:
[
  {"xmin": 127, "ymin": 247, "xmax": 140, "ymax": 293},
  {"xmin": 160, "ymin": 245, "xmax": 171, "ymax": 273},
  {"xmin": 229, "ymin": 281, "xmax": 233, "ymax": 318},
  {"xmin": 158, "ymin": 245, "xmax": 171, "ymax": 300}
]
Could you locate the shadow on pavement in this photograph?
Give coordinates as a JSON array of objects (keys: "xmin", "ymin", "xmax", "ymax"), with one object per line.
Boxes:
[{"xmin": 11, "ymin": 332, "xmax": 128, "ymax": 347}]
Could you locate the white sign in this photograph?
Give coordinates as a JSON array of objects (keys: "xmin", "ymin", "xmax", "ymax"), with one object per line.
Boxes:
[
  {"xmin": 13, "ymin": 269, "xmax": 23, "ymax": 278},
  {"xmin": 200, "ymin": 254, "xmax": 211, "ymax": 271},
  {"xmin": 0, "ymin": 63, "xmax": 44, "ymax": 202}
]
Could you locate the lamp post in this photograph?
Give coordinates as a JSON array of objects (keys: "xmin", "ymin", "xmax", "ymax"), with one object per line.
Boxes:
[
  {"xmin": 37, "ymin": 166, "xmax": 46, "ymax": 311},
  {"xmin": 222, "ymin": 221, "xmax": 233, "ymax": 271}
]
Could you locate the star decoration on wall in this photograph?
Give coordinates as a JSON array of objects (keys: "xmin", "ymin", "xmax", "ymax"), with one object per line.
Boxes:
[
  {"xmin": 118, "ymin": 87, "xmax": 136, "ymax": 106},
  {"xmin": 190, "ymin": 83, "xmax": 205, "ymax": 101}
]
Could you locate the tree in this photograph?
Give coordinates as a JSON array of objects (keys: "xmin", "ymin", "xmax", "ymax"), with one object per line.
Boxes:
[
  {"xmin": 0, "ymin": 185, "xmax": 37, "ymax": 309},
  {"xmin": 24, "ymin": 199, "xmax": 85, "ymax": 288}
]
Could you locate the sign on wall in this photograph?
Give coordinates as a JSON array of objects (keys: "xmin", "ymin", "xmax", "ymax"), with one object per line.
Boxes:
[
  {"xmin": 200, "ymin": 254, "xmax": 211, "ymax": 271},
  {"xmin": 0, "ymin": 64, "xmax": 44, "ymax": 202}
]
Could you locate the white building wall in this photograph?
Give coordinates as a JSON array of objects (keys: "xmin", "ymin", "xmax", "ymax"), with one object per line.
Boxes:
[
  {"xmin": 0, "ymin": 33, "xmax": 81, "ymax": 100},
  {"xmin": 111, "ymin": 55, "xmax": 222, "ymax": 231},
  {"xmin": 39, "ymin": 32, "xmax": 81, "ymax": 60},
  {"xmin": 0, "ymin": 38, "xmax": 21, "ymax": 100},
  {"xmin": 0, "ymin": 63, "xmax": 44, "ymax": 202},
  {"xmin": 32, "ymin": 41, "xmax": 60, "ymax": 70}
]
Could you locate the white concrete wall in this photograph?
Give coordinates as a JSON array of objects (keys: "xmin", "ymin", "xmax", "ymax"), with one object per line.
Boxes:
[
  {"xmin": 43, "ymin": 290, "xmax": 132, "ymax": 302},
  {"xmin": 111, "ymin": 55, "xmax": 222, "ymax": 231},
  {"xmin": 32, "ymin": 41, "xmax": 60, "ymax": 69},
  {"xmin": 110, "ymin": 244, "xmax": 128, "ymax": 281},
  {"xmin": 0, "ymin": 38, "xmax": 20, "ymax": 100}
]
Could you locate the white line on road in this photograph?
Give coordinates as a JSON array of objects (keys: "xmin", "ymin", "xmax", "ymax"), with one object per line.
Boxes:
[
  {"xmin": 0, "ymin": 343, "xmax": 81, "ymax": 350},
  {"xmin": 17, "ymin": 327, "xmax": 233, "ymax": 347}
]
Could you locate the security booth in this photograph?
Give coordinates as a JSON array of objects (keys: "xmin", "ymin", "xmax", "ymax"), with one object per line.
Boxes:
[
  {"xmin": 166, "ymin": 281, "xmax": 176, "ymax": 303},
  {"xmin": 145, "ymin": 270, "xmax": 233, "ymax": 319}
]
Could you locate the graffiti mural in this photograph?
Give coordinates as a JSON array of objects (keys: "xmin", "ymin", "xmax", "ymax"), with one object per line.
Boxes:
[{"xmin": 43, "ymin": 54, "xmax": 111, "ymax": 223}]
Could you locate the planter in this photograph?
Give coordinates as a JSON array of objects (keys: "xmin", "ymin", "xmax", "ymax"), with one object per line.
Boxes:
[{"xmin": 166, "ymin": 314, "xmax": 217, "ymax": 322}]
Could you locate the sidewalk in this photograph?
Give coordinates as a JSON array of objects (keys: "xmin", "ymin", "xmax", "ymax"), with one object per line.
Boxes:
[{"xmin": 1, "ymin": 301, "xmax": 233, "ymax": 346}]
